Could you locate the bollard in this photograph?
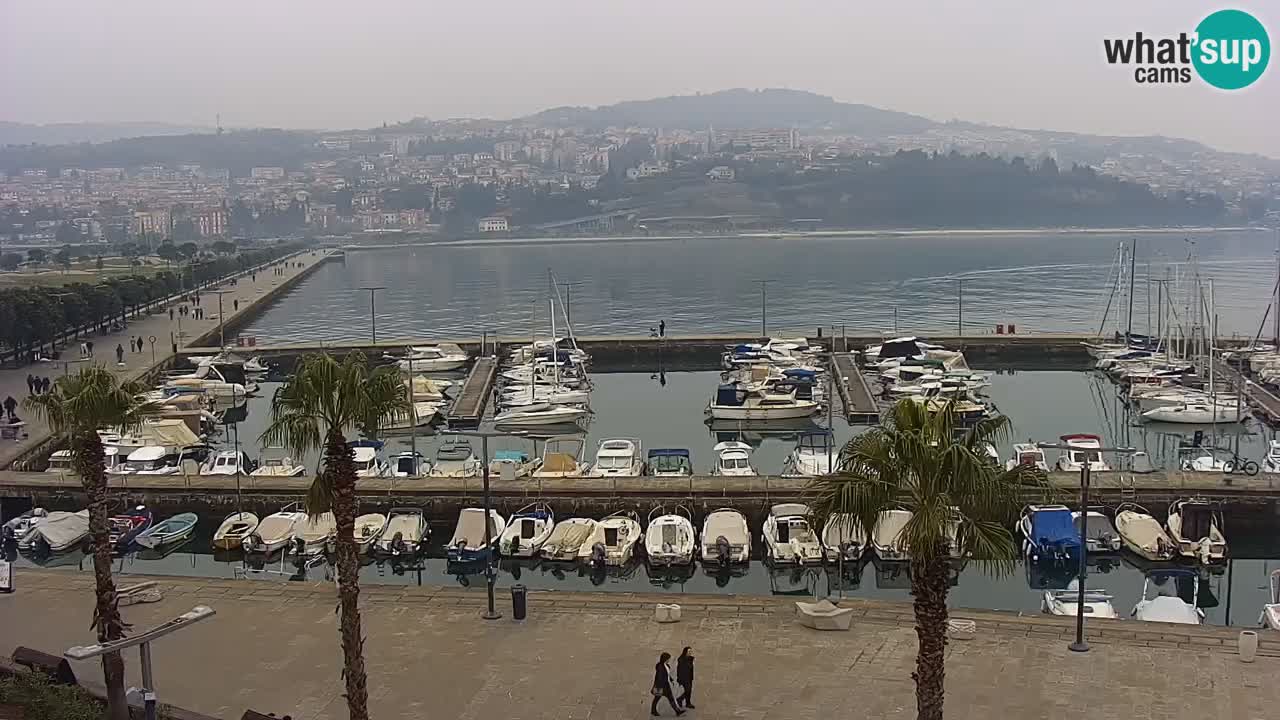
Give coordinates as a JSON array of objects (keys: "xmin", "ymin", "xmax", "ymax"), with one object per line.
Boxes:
[{"xmin": 511, "ymin": 584, "xmax": 528, "ymax": 620}]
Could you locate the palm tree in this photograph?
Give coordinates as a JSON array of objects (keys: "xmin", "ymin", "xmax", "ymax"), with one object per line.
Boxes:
[
  {"xmin": 24, "ymin": 367, "xmax": 160, "ymax": 720},
  {"xmin": 808, "ymin": 400, "xmax": 1046, "ymax": 720},
  {"xmin": 260, "ymin": 352, "xmax": 407, "ymax": 720}
]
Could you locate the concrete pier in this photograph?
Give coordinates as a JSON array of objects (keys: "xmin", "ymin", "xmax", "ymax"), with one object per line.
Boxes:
[
  {"xmin": 831, "ymin": 352, "xmax": 880, "ymax": 423},
  {"xmin": 446, "ymin": 355, "xmax": 499, "ymax": 427}
]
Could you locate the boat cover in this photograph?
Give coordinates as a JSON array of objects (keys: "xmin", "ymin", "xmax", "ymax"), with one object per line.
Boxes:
[
  {"xmin": 715, "ymin": 384, "xmax": 745, "ymax": 406},
  {"xmin": 1030, "ymin": 509, "xmax": 1078, "ymax": 547}
]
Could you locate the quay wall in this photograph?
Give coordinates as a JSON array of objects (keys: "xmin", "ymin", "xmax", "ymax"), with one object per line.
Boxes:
[{"xmin": 189, "ymin": 250, "xmax": 340, "ymax": 347}]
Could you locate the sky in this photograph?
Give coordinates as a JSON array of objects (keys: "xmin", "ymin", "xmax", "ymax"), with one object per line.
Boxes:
[{"xmin": 2, "ymin": 1, "xmax": 1278, "ymax": 156}]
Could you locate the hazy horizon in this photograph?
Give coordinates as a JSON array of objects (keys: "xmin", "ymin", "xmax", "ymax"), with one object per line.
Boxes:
[{"xmin": 3, "ymin": 1, "xmax": 1277, "ymax": 156}]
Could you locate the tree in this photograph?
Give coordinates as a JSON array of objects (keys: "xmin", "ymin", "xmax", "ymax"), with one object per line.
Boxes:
[
  {"xmin": 26, "ymin": 248, "xmax": 47, "ymax": 265},
  {"xmin": 24, "ymin": 368, "xmax": 160, "ymax": 720},
  {"xmin": 259, "ymin": 352, "xmax": 407, "ymax": 720},
  {"xmin": 177, "ymin": 242, "xmax": 199, "ymax": 261},
  {"xmin": 0, "ymin": 252, "xmax": 20, "ymax": 271},
  {"xmin": 156, "ymin": 241, "xmax": 180, "ymax": 265},
  {"xmin": 56, "ymin": 221, "xmax": 83, "ymax": 244},
  {"xmin": 808, "ymin": 401, "xmax": 1045, "ymax": 720},
  {"xmin": 54, "ymin": 246, "xmax": 73, "ymax": 272},
  {"xmin": 211, "ymin": 239, "xmax": 237, "ymax": 255}
]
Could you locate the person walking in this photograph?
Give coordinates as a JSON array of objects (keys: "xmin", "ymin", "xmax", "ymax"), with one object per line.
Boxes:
[
  {"xmin": 659, "ymin": 320, "xmax": 666, "ymax": 337},
  {"xmin": 86, "ymin": 340, "xmax": 94, "ymax": 356},
  {"xmin": 40, "ymin": 377, "xmax": 50, "ymax": 395},
  {"xmin": 115, "ymin": 343, "xmax": 125, "ymax": 365},
  {"xmin": 79, "ymin": 341, "xmax": 88, "ymax": 358},
  {"xmin": 650, "ymin": 652, "xmax": 683, "ymax": 717},
  {"xmin": 233, "ymin": 299, "xmax": 239, "ymax": 312},
  {"xmin": 675, "ymin": 647, "xmax": 695, "ymax": 709},
  {"xmin": 169, "ymin": 307, "xmax": 175, "ymax": 321},
  {"xmin": 3, "ymin": 395, "xmax": 17, "ymax": 420},
  {"xmin": 26, "ymin": 374, "xmax": 35, "ymax": 396}
]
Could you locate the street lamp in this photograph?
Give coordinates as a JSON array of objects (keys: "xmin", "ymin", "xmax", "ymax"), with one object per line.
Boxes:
[
  {"xmin": 557, "ymin": 281, "xmax": 584, "ymax": 329},
  {"xmin": 754, "ymin": 279, "xmax": 773, "ymax": 337},
  {"xmin": 209, "ymin": 290, "xmax": 232, "ymax": 349},
  {"xmin": 1037, "ymin": 439, "xmax": 1137, "ymax": 652},
  {"xmin": 359, "ymin": 286, "xmax": 385, "ymax": 345},
  {"xmin": 442, "ymin": 427, "xmax": 526, "ymax": 620}
]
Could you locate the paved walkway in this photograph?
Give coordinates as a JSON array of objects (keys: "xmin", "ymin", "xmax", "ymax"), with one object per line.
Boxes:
[
  {"xmin": 1, "ymin": 571, "xmax": 1275, "ymax": 719},
  {"xmin": 0, "ymin": 251, "xmax": 328, "ymax": 469}
]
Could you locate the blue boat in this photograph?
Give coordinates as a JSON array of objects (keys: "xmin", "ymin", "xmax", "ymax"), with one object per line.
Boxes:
[
  {"xmin": 108, "ymin": 506, "xmax": 152, "ymax": 551},
  {"xmin": 647, "ymin": 448, "xmax": 693, "ymax": 477},
  {"xmin": 1019, "ymin": 505, "xmax": 1082, "ymax": 564}
]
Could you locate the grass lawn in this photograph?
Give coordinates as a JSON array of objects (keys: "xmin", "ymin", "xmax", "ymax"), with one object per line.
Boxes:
[{"xmin": 0, "ymin": 258, "xmax": 170, "ymax": 287}]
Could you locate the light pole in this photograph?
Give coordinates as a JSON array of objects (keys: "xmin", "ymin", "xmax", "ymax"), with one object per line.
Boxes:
[
  {"xmin": 210, "ymin": 290, "xmax": 231, "ymax": 349},
  {"xmin": 443, "ymin": 427, "xmax": 526, "ymax": 620},
  {"xmin": 360, "ymin": 286, "xmax": 385, "ymax": 346},
  {"xmin": 754, "ymin": 280, "xmax": 773, "ymax": 337},
  {"xmin": 557, "ymin": 281, "xmax": 584, "ymax": 329},
  {"xmin": 1038, "ymin": 439, "xmax": 1136, "ymax": 652}
]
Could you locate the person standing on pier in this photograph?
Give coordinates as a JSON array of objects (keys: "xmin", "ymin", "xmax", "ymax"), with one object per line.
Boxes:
[
  {"xmin": 86, "ymin": 340, "xmax": 93, "ymax": 357},
  {"xmin": 650, "ymin": 652, "xmax": 683, "ymax": 717},
  {"xmin": 115, "ymin": 343, "xmax": 125, "ymax": 365},
  {"xmin": 676, "ymin": 647, "xmax": 695, "ymax": 709},
  {"xmin": 659, "ymin": 320, "xmax": 666, "ymax": 337},
  {"xmin": 26, "ymin": 374, "xmax": 35, "ymax": 396},
  {"xmin": 3, "ymin": 396, "xmax": 16, "ymax": 420},
  {"xmin": 39, "ymin": 377, "xmax": 50, "ymax": 395}
]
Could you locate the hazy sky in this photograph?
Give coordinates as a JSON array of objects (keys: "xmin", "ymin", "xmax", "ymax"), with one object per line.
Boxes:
[{"xmin": 3, "ymin": 1, "xmax": 1277, "ymax": 156}]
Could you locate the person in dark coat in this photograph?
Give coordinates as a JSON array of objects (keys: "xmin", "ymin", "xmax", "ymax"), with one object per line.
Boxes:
[
  {"xmin": 26, "ymin": 374, "xmax": 35, "ymax": 395},
  {"xmin": 116, "ymin": 343, "xmax": 125, "ymax": 364},
  {"xmin": 650, "ymin": 652, "xmax": 683, "ymax": 717},
  {"xmin": 676, "ymin": 647, "xmax": 695, "ymax": 709},
  {"xmin": 40, "ymin": 377, "xmax": 50, "ymax": 394},
  {"xmin": 3, "ymin": 396, "xmax": 17, "ymax": 420}
]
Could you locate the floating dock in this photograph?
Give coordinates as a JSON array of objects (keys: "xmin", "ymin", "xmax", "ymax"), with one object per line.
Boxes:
[
  {"xmin": 831, "ymin": 352, "xmax": 880, "ymax": 423},
  {"xmin": 445, "ymin": 355, "xmax": 499, "ymax": 428},
  {"xmin": 1214, "ymin": 361, "xmax": 1280, "ymax": 425}
]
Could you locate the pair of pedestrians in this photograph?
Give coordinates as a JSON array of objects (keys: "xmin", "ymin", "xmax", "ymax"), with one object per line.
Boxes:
[{"xmin": 650, "ymin": 647, "xmax": 695, "ymax": 716}]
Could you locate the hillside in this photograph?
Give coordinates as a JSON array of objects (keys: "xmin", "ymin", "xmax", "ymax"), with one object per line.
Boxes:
[{"xmin": 0, "ymin": 121, "xmax": 210, "ymax": 146}]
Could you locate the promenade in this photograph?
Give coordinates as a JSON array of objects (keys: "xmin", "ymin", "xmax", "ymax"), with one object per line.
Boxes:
[
  {"xmin": 1, "ymin": 570, "xmax": 1275, "ymax": 719},
  {"xmin": 0, "ymin": 250, "xmax": 329, "ymax": 469}
]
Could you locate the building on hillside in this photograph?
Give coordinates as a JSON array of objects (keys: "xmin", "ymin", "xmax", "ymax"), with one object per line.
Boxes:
[
  {"xmin": 494, "ymin": 140, "xmax": 522, "ymax": 162},
  {"xmin": 478, "ymin": 216, "xmax": 509, "ymax": 233},
  {"xmin": 250, "ymin": 166, "xmax": 286, "ymax": 180},
  {"xmin": 130, "ymin": 209, "xmax": 171, "ymax": 238},
  {"xmin": 193, "ymin": 208, "xmax": 228, "ymax": 237}
]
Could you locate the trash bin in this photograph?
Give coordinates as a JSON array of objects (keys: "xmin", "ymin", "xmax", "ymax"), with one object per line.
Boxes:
[{"xmin": 511, "ymin": 584, "xmax": 527, "ymax": 620}]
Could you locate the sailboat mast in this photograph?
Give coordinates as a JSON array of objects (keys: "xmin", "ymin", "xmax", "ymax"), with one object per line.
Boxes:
[
  {"xmin": 549, "ymin": 298, "xmax": 559, "ymax": 390},
  {"xmin": 1274, "ymin": 229, "xmax": 1279, "ymax": 348},
  {"xmin": 1126, "ymin": 238, "xmax": 1137, "ymax": 338},
  {"xmin": 1208, "ymin": 279, "xmax": 1216, "ymax": 426}
]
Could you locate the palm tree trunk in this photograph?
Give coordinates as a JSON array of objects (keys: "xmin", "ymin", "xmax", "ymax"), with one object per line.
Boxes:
[
  {"xmin": 909, "ymin": 553, "xmax": 950, "ymax": 720},
  {"xmin": 324, "ymin": 430, "xmax": 369, "ymax": 720},
  {"xmin": 72, "ymin": 433, "xmax": 130, "ymax": 720}
]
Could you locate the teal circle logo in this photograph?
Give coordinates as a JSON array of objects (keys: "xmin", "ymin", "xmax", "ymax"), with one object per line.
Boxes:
[{"xmin": 1192, "ymin": 9, "xmax": 1270, "ymax": 89}]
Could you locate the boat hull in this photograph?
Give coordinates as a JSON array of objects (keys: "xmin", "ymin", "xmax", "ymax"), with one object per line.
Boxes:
[{"xmin": 707, "ymin": 404, "xmax": 818, "ymax": 420}]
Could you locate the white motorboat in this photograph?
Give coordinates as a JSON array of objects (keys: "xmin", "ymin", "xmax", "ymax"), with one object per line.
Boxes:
[
  {"xmin": 499, "ymin": 502, "xmax": 554, "ymax": 557},
  {"xmin": 1166, "ymin": 498, "xmax": 1227, "ymax": 564},
  {"xmin": 763, "ymin": 503, "xmax": 822, "ymax": 565},
  {"xmin": 531, "ymin": 436, "xmax": 587, "ymax": 478},
  {"xmin": 1004, "ymin": 443, "xmax": 1050, "ymax": 472},
  {"xmin": 376, "ymin": 508, "xmax": 428, "ymax": 556},
  {"xmin": 446, "ymin": 508, "xmax": 506, "ymax": 563},
  {"xmin": 395, "ymin": 343, "xmax": 469, "ymax": 372},
  {"xmin": 166, "ymin": 362, "xmax": 258, "ymax": 398},
  {"xmin": 391, "ymin": 451, "xmax": 429, "ymax": 477},
  {"xmin": 1042, "ymin": 581, "xmax": 1119, "ymax": 619},
  {"xmin": 383, "ymin": 401, "xmax": 441, "ymax": 431},
  {"xmin": 493, "ymin": 402, "xmax": 589, "ymax": 428},
  {"xmin": 251, "ymin": 450, "xmax": 306, "ymax": 477},
  {"xmin": 711, "ymin": 441, "xmax": 756, "ymax": 476},
  {"xmin": 699, "ymin": 508, "xmax": 751, "ymax": 565},
  {"xmin": 579, "ymin": 511, "xmax": 642, "ymax": 566},
  {"xmin": 292, "ymin": 512, "xmax": 336, "ymax": 555},
  {"xmin": 540, "ymin": 517, "xmax": 598, "ymax": 561},
  {"xmin": 646, "ymin": 448, "xmax": 693, "ymax": 477},
  {"xmin": 1265, "ymin": 440, "xmax": 1280, "ymax": 474},
  {"xmin": 781, "ymin": 430, "xmax": 838, "ymax": 477},
  {"xmin": 585, "ymin": 438, "xmax": 644, "ymax": 477},
  {"xmin": 2, "ymin": 507, "xmax": 48, "ymax": 541},
  {"xmin": 1132, "ymin": 570, "xmax": 1203, "ymax": 624},
  {"xmin": 211, "ymin": 511, "xmax": 259, "ymax": 550},
  {"xmin": 706, "ymin": 383, "xmax": 819, "ymax": 421},
  {"xmin": 1141, "ymin": 401, "xmax": 1244, "ymax": 424},
  {"xmin": 404, "ymin": 375, "xmax": 452, "ymax": 403},
  {"xmin": 1054, "ymin": 434, "xmax": 1111, "ymax": 472},
  {"xmin": 19, "ymin": 509, "xmax": 89, "ymax": 553},
  {"xmin": 1130, "ymin": 387, "xmax": 1229, "ymax": 413},
  {"xmin": 243, "ymin": 504, "xmax": 306, "ymax": 554},
  {"xmin": 354, "ymin": 513, "xmax": 388, "ymax": 553},
  {"xmin": 429, "ymin": 438, "xmax": 482, "ymax": 478},
  {"xmin": 350, "ymin": 443, "xmax": 390, "ymax": 478},
  {"xmin": 1113, "ymin": 503, "xmax": 1177, "ymax": 561},
  {"xmin": 643, "ymin": 505, "xmax": 696, "ymax": 566},
  {"xmin": 871, "ymin": 509, "xmax": 913, "ymax": 561},
  {"xmin": 44, "ymin": 451, "xmax": 77, "ymax": 474},
  {"xmin": 1261, "ymin": 569, "xmax": 1280, "ymax": 631},
  {"xmin": 488, "ymin": 449, "xmax": 536, "ymax": 479},
  {"xmin": 1074, "ymin": 510, "xmax": 1122, "ymax": 553},
  {"xmin": 201, "ymin": 449, "xmax": 256, "ymax": 476},
  {"xmin": 500, "ymin": 385, "xmax": 591, "ymax": 408},
  {"xmin": 820, "ymin": 513, "xmax": 865, "ymax": 563},
  {"xmin": 113, "ymin": 446, "xmax": 180, "ymax": 476}
]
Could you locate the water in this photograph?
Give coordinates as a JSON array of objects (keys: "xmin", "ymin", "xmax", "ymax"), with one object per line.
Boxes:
[
  {"xmin": 8, "ymin": 368, "xmax": 1280, "ymax": 625},
  {"xmin": 238, "ymin": 229, "xmax": 1279, "ymax": 342}
]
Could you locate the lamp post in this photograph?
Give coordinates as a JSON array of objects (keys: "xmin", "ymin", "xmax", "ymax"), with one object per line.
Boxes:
[
  {"xmin": 1038, "ymin": 439, "xmax": 1136, "ymax": 652},
  {"xmin": 754, "ymin": 279, "xmax": 773, "ymax": 337},
  {"xmin": 443, "ymin": 427, "xmax": 525, "ymax": 620},
  {"xmin": 209, "ymin": 290, "xmax": 232, "ymax": 349},
  {"xmin": 359, "ymin": 286, "xmax": 385, "ymax": 346},
  {"xmin": 557, "ymin": 281, "xmax": 584, "ymax": 329}
]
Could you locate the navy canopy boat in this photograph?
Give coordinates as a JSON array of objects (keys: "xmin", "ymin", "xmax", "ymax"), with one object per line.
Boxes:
[{"xmin": 1019, "ymin": 505, "xmax": 1082, "ymax": 564}]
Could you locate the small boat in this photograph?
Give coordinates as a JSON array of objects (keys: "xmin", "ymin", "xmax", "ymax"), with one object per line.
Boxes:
[
  {"xmin": 44, "ymin": 450, "xmax": 77, "ymax": 474},
  {"xmin": 871, "ymin": 509, "xmax": 913, "ymax": 561},
  {"xmin": 1113, "ymin": 503, "xmax": 1177, "ymax": 561},
  {"xmin": 644, "ymin": 505, "xmax": 696, "ymax": 567},
  {"xmin": 1004, "ymin": 442, "xmax": 1050, "ymax": 472},
  {"xmin": 540, "ymin": 517, "xmax": 598, "ymax": 561},
  {"xmin": 165, "ymin": 362, "xmax": 258, "ymax": 398},
  {"xmin": 1132, "ymin": 569, "xmax": 1203, "ymax": 624},
  {"xmin": 530, "ymin": 436, "xmax": 587, "ymax": 478},
  {"xmin": 699, "ymin": 508, "xmax": 751, "ymax": 565},
  {"xmin": 580, "ymin": 511, "xmax": 642, "ymax": 567},
  {"xmin": 404, "ymin": 374, "xmax": 452, "ymax": 403},
  {"xmin": 1043, "ymin": 580, "xmax": 1119, "ymax": 619},
  {"xmin": 820, "ymin": 513, "xmax": 865, "ymax": 563},
  {"xmin": 1166, "ymin": 498, "xmax": 1227, "ymax": 564},
  {"xmin": 2, "ymin": 507, "xmax": 48, "ymax": 541},
  {"xmin": 498, "ymin": 502, "xmax": 554, "ymax": 557},
  {"xmin": 446, "ymin": 508, "xmax": 506, "ymax": 563},
  {"xmin": 134, "ymin": 513, "xmax": 198, "ymax": 549},
  {"xmin": 1261, "ymin": 569, "xmax": 1280, "ymax": 631},
  {"xmin": 1141, "ymin": 401, "xmax": 1243, "ymax": 424},
  {"xmin": 705, "ymin": 383, "xmax": 820, "ymax": 421},
  {"xmin": 354, "ymin": 513, "xmax": 388, "ymax": 553},
  {"xmin": 108, "ymin": 505, "xmax": 152, "ymax": 551},
  {"xmin": 350, "ymin": 441, "xmax": 391, "ymax": 478},
  {"xmin": 211, "ymin": 511, "xmax": 259, "ymax": 550},
  {"xmin": 488, "ymin": 449, "xmax": 536, "ymax": 479},
  {"xmin": 1054, "ymin": 434, "xmax": 1112, "ymax": 472},
  {"xmin": 115, "ymin": 446, "xmax": 180, "ymax": 476},
  {"xmin": 292, "ymin": 512, "xmax": 336, "ymax": 555},
  {"xmin": 1264, "ymin": 440, "xmax": 1280, "ymax": 474},
  {"xmin": 21, "ymin": 510, "xmax": 90, "ymax": 553},
  {"xmin": 586, "ymin": 438, "xmax": 644, "ymax": 477},
  {"xmin": 383, "ymin": 401, "xmax": 440, "ymax": 431},
  {"xmin": 391, "ymin": 451, "xmax": 429, "ymax": 477},
  {"xmin": 251, "ymin": 449, "xmax": 306, "ymax": 477},
  {"xmin": 781, "ymin": 430, "xmax": 838, "ymax": 477},
  {"xmin": 376, "ymin": 508, "xmax": 428, "ymax": 556},
  {"xmin": 493, "ymin": 403, "xmax": 589, "ymax": 428},
  {"xmin": 201, "ymin": 449, "xmax": 257, "ymax": 476},
  {"xmin": 1019, "ymin": 505, "xmax": 1081, "ymax": 565},
  {"xmin": 501, "ymin": 385, "xmax": 591, "ymax": 408},
  {"xmin": 243, "ymin": 504, "xmax": 306, "ymax": 554},
  {"xmin": 394, "ymin": 343, "xmax": 469, "ymax": 372},
  {"xmin": 646, "ymin": 448, "xmax": 692, "ymax": 477},
  {"xmin": 763, "ymin": 503, "xmax": 822, "ymax": 565},
  {"xmin": 711, "ymin": 441, "xmax": 756, "ymax": 476},
  {"xmin": 429, "ymin": 438, "xmax": 482, "ymax": 478},
  {"xmin": 1074, "ymin": 510, "xmax": 1122, "ymax": 553}
]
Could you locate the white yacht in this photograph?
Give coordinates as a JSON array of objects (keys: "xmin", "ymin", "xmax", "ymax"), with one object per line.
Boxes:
[
  {"xmin": 446, "ymin": 508, "xmax": 506, "ymax": 563},
  {"xmin": 351, "ymin": 443, "xmax": 390, "ymax": 478},
  {"xmin": 530, "ymin": 436, "xmax": 587, "ymax": 478},
  {"xmin": 395, "ymin": 343, "xmax": 469, "ymax": 372},
  {"xmin": 580, "ymin": 511, "xmax": 642, "ymax": 566},
  {"xmin": 499, "ymin": 502, "xmax": 554, "ymax": 557},
  {"xmin": 501, "ymin": 385, "xmax": 591, "ymax": 408},
  {"xmin": 354, "ymin": 513, "xmax": 388, "ymax": 554},
  {"xmin": 1141, "ymin": 401, "xmax": 1244, "ymax": 424},
  {"xmin": 781, "ymin": 431, "xmax": 838, "ymax": 477},
  {"xmin": 699, "ymin": 508, "xmax": 751, "ymax": 565},
  {"xmin": 762, "ymin": 503, "xmax": 822, "ymax": 565},
  {"xmin": 1073, "ymin": 510, "xmax": 1122, "ymax": 553},
  {"xmin": 383, "ymin": 401, "xmax": 441, "ymax": 431},
  {"xmin": 376, "ymin": 508, "xmax": 428, "ymax": 556},
  {"xmin": 1043, "ymin": 581, "xmax": 1119, "ymax": 619},
  {"xmin": 243, "ymin": 505, "xmax": 306, "ymax": 554},
  {"xmin": 114, "ymin": 446, "xmax": 180, "ymax": 476},
  {"xmin": 540, "ymin": 517, "xmax": 598, "ymax": 561},
  {"xmin": 1004, "ymin": 443, "xmax": 1049, "ymax": 472},
  {"xmin": 292, "ymin": 512, "xmax": 336, "ymax": 555},
  {"xmin": 251, "ymin": 450, "xmax": 306, "ymax": 477},
  {"xmin": 165, "ymin": 362, "xmax": 258, "ymax": 398},
  {"xmin": 1113, "ymin": 503, "xmax": 1177, "ymax": 561},
  {"xmin": 643, "ymin": 505, "xmax": 696, "ymax": 566},
  {"xmin": 711, "ymin": 441, "xmax": 756, "ymax": 476},
  {"xmin": 871, "ymin": 509, "xmax": 913, "ymax": 561},
  {"xmin": 706, "ymin": 383, "xmax": 819, "ymax": 421},
  {"xmin": 1166, "ymin": 498, "xmax": 1227, "ymax": 563},
  {"xmin": 493, "ymin": 402, "xmax": 589, "ymax": 428},
  {"xmin": 820, "ymin": 513, "xmax": 865, "ymax": 563},
  {"xmin": 19, "ymin": 510, "xmax": 89, "ymax": 553},
  {"xmin": 1132, "ymin": 570, "xmax": 1203, "ymax": 624},
  {"xmin": 646, "ymin": 448, "xmax": 693, "ymax": 477},
  {"xmin": 1054, "ymin": 434, "xmax": 1111, "ymax": 473},
  {"xmin": 488, "ymin": 450, "xmax": 536, "ymax": 479},
  {"xmin": 586, "ymin": 438, "xmax": 644, "ymax": 477},
  {"xmin": 200, "ymin": 449, "xmax": 256, "ymax": 476},
  {"xmin": 404, "ymin": 375, "xmax": 452, "ymax": 403},
  {"xmin": 429, "ymin": 438, "xmax": 482, "ymax": 478}
]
